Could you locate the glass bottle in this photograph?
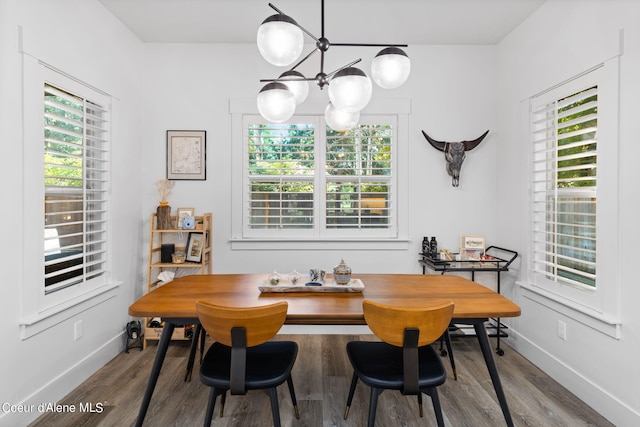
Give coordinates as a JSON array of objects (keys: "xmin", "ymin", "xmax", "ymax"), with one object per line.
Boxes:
[
  {"xmin": 430, "ymin": 237, "xmax": 438, "ymax": 258},
  {"xmin": 422, "ymin": 237, "xmax": 430, "ymax": 256}
]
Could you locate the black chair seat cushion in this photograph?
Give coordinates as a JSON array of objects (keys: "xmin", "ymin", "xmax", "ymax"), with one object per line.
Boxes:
[
  {"xmin": 346, "ymin": 341, "xmax": 446, "ymax": 390},
  {"xmin": 200, "ymin": 341, "xmax": 298, "ymax": 391}
]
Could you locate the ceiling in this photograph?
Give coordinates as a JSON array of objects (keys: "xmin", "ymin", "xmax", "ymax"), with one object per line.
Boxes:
[{"xmin": 97, "ymin": 0, "xmax": 547, "ymax": 45}]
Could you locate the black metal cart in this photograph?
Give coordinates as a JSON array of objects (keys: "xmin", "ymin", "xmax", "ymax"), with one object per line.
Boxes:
[{"xmin": 419, "ymin": 246, "xmax": 518, "ymax": 355}]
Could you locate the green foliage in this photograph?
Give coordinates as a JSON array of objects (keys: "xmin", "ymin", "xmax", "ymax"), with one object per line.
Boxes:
[{"xmin": 556, "ymin": 88, "xmax": 597, "ymax": 188}]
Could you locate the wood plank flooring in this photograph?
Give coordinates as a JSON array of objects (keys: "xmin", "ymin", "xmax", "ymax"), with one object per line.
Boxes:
[{"xmin": 30, "ymin": 334, "xmax": 613, "ymax": 427}]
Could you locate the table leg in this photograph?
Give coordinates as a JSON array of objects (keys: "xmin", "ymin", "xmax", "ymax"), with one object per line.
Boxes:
[
  {"xmin": 135, "ymin": 321, "xmax": 175, "ymax": 427},
  {"xmin": 184, "ymin": 323, "xmax": 202, "ymax": 382},
  {"xmin": 473, "ymin": 320, "xmax": 514, "ymax": 427}
]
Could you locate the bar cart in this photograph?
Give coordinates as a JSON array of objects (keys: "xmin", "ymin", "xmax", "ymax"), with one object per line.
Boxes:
[{"xmin": 419, "ymin": 246, "xmax": 518, "ymax": 355}]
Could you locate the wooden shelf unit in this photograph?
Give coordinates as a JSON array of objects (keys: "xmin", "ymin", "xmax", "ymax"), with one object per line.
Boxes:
[{"xmin": 144, "ymin": 212, "xmax": 212, "ymax": 347}]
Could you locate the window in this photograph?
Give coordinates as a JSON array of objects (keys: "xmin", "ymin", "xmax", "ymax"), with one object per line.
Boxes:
[
  {"xmin": 21, "ymin": 58, "xmax": 115, "ymax": 331},
  {"xmin": 242, "ymin": 115, "xmax": 397, "ymax": 239},
  {"xmin": 524, "ymin": 60, "xmax": 621, "ymax": 335},
  {"xmin": 530, "ymin": 84, "xmax": 598, "ymax": 289},
  {"xmin": 44, "ymin": 83, "xmax": 110, "ymax": 294}
]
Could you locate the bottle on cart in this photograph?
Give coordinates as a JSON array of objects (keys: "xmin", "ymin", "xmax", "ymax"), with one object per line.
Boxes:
[
  {"xmin": 430, "ymin": 236, "xmax": 438, "ymax": 258},
  {"xmin": 422, "ymin": 237, "xmax": 430, "ymax": 256}
]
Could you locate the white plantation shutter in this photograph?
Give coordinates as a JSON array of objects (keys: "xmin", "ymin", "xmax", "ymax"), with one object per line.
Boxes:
[
  {"xmin": 247, "ymin": 122, "xmax": 316, "ymax": 229},
  {"xmin": 44, "ymin": 83, "xmax": 110, "ymax": 293},
  {"xmin": 530, "ymin": 84, "xmax": 597, "ymax": 288},
  {"xmin": 244, "ymin": 116, "xmax": 396, "ymax": 238},
  {"xmin": 325, "ymin": 124, "xmax": 392, "ymax": 229}
]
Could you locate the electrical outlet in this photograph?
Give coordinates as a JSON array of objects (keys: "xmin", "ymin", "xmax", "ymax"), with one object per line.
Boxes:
[
  {"xmin": 74, "ymin": 320, "xmax": 83, "ymax": 340},
  {"xmin": 557, "ymin": 320, "xmax": 567, "ymax": 340}
]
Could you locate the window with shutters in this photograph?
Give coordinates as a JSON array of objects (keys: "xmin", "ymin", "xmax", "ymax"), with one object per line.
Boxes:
[
  {"xmin": 242, "ymin": 115, "xmax": 397, "ymax": 239},
  {"xmin": 21, "ymin": 58, "xmax": 115, "ymax": 333},
  {"xmin": 44, "ymin": 83, "xmax": 110, "ymax": 293},
  {"xmin": 530, "ymin": 75, "xmax": 598, "ymax": 290}
]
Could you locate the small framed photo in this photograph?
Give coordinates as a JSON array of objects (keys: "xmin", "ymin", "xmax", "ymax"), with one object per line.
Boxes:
[
  {"xmin": 176, "ymin": 208, "xmax": 195, "ymax": 229},
  {"xmin": 185, "ymin": 232, "xmax": 204, "ymax": 263},
  {"xmin": 460, "ymin": 234, "xmax": 485, "ymax": 260},
  {"xmin": 167, "ymin": 130, "xmax": 206, "ymax": 180}
]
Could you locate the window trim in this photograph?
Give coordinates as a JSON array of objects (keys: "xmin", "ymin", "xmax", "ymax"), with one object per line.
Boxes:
[
  {"xmin": 230, "ymin": 98, "xmax": 410, "ymax": 250},
  {"xmin": 21, "ymin": 56, "xmax": 118, "ymax": 337}
]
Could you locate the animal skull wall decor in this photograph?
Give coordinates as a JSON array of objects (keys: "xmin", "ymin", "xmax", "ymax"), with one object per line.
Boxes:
[{"xmin": 421, "ymin": 130, "xmax": 489, "ymax": 187}]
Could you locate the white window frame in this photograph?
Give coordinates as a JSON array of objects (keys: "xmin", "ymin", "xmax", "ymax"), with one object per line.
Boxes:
[
  {"xmin": 21, "ymin": 56, "xmax": 118, "ymax": 338},
  {"xmin": 230, "ymin": 98, "xmax": 409, "ymax": 250},
  {"xmin": 524, "ymin": 59, "xmax": 621, "ymax": 335}
]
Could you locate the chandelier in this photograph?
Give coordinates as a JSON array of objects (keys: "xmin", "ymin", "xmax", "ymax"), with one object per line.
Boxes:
[{"xmin": 256, "ymin": 0, "xmax": 411, "ymax": 130}]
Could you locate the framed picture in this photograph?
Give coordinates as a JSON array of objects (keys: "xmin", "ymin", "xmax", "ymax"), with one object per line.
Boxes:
[
  {"xmin": 176, "ymin": 207, "xmax": 195, "ymax": 229},
  {"xmin": 460, "ymin": 234, "xmax": 485, "ymax": 260},
  {"xmin": 167, "ymin": 130, "xmax": 206, "ymax": 180},
  {"xmin": 185, "ymin": 232, "xmax": 204, "ymax": 263}
]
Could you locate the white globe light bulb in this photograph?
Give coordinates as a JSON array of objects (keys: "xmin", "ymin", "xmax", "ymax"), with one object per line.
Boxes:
[
  {"xmin": 328, "ymin": 67, "xmax": 372, "ymax": 113},
  {"xmin": 325, "ymin": 102, "xmax": 360, "ymax": 131},
  {"xmin": 257, "ymin": 82, "xmax": 296, "ymax": 123},
  {"xmin": 279, "ymin": 71, "xmax": 309, "ymax": 105},
  {"xmin": 257, "ymin": 14, "xmax": 304, "ymax": 67},
  {"xmin": 371, "ymin": 47, "xmax": 411, "ymax": 89}
]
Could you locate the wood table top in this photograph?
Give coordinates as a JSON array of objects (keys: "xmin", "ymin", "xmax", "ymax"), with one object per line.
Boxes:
[{"xmin": 129, "ymin": 273, "xmax": 521, "ymax": 325}]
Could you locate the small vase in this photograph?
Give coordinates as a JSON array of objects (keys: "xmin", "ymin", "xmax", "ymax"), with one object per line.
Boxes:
[
  {"xmin": 268, "ymin": 270, "xmax": 281, "ymax": 286},
  {"xmin": 333, "ymin": 259, "xmax": 352, "ymax": 285},
  {"xmin": 156, "ymin": 202, "xmax": 172, "ymax": 230}
]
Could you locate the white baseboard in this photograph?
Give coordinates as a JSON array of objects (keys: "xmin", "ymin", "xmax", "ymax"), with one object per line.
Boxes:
[
  {"xmin": 0, "ymin": 333, "xmax": 124, "ymax": 427},
  {"xmin": 506, "ymin": 331, "xmax": 639, "ymax": 426}
]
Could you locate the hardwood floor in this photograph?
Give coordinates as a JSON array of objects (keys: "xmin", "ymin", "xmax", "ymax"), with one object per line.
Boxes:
[{"xmin": 30, "ymin": 334, "xmax": 613, "ymax": 427}]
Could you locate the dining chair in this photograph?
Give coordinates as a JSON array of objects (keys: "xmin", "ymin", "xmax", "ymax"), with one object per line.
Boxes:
[
  {"xmin": 344, "ymin": 300, "xmax": 454, "ymax": 427},
  {"xmin": 195, "ymin": 300, "xmax": 300, "ymax": 427}
]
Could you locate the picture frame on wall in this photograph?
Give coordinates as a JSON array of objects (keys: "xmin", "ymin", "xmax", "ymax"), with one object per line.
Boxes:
[
  {"xmin": 185, "ymin": 232, "xmax": 204, "ymax": 263},
  {"xmin": 167, "ymin": 130, "xmax": 206, "ymax": 180},
  {"xmin": 460, "ymin": 234, "xmax": 485, "ymax": 260}
]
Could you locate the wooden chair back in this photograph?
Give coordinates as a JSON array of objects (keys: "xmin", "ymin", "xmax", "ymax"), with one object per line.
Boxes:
[
  {"xmin": 363, "ymin": 300, "xmax": 454, "ymax": 347},
  {"xmin": 195, "ymin": 301, "xmax": 288, "ymax": 347}
]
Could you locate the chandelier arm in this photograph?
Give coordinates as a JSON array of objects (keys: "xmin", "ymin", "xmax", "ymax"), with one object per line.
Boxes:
[
  {"xmin": 331, "ymin": 43, "xmax": 409, "ymax": 48},
  {"xmin": 260, "ymin": 77, "xmax": 316, "ymax": 82},
  {"xmin": 268, "ymin": 2, "xmax": 320, "ymax": 43},
  {"xmin": 289, "ymin": 48, "xmax": 320, "ymax": 72},
  {"xmin": 267, "ymin": 2, "xmax": 283, "ymax": 13},
  {"xmin": 325, "ymin": 58, "xmax": 362, "ymax": 79}
]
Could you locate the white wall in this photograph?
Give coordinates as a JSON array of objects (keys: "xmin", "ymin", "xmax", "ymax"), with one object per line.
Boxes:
[
  {"xmin": 140, "ymin": 43, "xmax": 500, "ymax": 286},
  {"xmin": 0, "ymin": 1, "xmax": 144, "ymax": 425},
  {"xmin": 496, "ymin": 0, "xmax": 640, "ymax": 425}
]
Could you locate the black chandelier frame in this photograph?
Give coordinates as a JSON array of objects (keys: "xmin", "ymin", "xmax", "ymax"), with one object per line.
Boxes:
[{"xmin": 259, "ymin": 0, "xmax": 409, "ymax": 90}]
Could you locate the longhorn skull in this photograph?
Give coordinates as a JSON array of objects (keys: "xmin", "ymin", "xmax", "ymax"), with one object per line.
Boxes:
[{"xmin": 421, "ymin": 130, "xmax": 489, "ymax": 187}]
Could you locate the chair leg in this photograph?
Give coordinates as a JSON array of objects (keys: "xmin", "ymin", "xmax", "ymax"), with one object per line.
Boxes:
[
  {"xmin": 199, "ymin": 326, "xmax": 206, "ymax": 363},
  {"xmin": 204, "ymin": 388, "xmax": 218, "ymax": 427},
  {"xmin": 266, "ymin": 387, "xmax": 282, "ymax": 427},
  {"xmin": 429, "ymin": 387, "xmax": 445, "ymax": 427},
  {"xmin": 417, "ymin": 392, "xmax": 424, "ymax": 417},
  {"xmin": 367, "ymin": 387, "xmax": 381, "ymax": 427},
  {"xmin": 219, "ymin": 390, "xmax": 227, "ymax": 417},
  {"xmin": 444, "ymin": 329, "xmax": 458, "ymax": 380},
  {"xmin": 286, "ymin": 375, "xmax": 300, "ymax": 419},
  {"xmin": 344, "ymin": 372, "xmax": 359, "ymax": 420}
]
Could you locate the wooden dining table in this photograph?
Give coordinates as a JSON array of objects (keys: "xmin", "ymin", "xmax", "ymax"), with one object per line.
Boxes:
[{"xmin": 129, "ymin": 273, "xmax": 521, "ymax": 426}]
